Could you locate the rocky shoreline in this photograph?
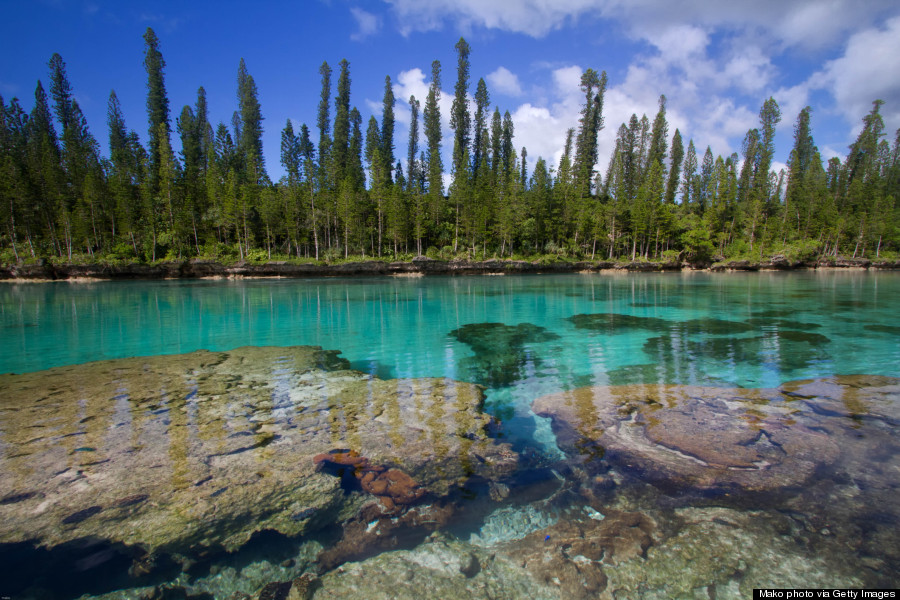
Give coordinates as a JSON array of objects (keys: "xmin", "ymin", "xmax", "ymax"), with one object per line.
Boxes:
[{"xmin": 1, "ymin": 255, "xmax": 897, "ymax": 281}]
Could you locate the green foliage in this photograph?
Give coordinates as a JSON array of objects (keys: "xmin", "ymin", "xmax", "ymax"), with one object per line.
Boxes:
[
  {"xmin": 779, "ymin": 239, "xmax": 822, "ymax": 262},
  {"xmin": 680, "ymin": 222, "xmax": 715, "ymax": 262},
  {"xmin": 0, "ymin": 35, "xmax": 897, "ymax": 269},
  {"xmin": 245, "ymin": 247, "xmax": 269, "ymax": 263}
]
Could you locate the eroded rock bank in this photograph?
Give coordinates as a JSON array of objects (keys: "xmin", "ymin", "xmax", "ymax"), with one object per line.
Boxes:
[
  {"xmin": 0, "ymin": 346, "xmax": 517, "ymax": 595},
  {"xmin": 2, "ymin": 255, "xmax": 897, "ymax": 281}
]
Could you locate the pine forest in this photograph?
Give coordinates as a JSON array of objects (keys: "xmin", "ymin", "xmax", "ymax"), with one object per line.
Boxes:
[{"xmin": 2, "ymin": 29, "xmax": 899, "ymax": 267}]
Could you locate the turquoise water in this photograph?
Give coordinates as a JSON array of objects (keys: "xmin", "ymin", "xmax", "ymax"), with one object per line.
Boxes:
[
  {"xmin": 2, "ymin": 271, "xmax": 898, "ymax": 446},
  {"xmin": 1, "ymin": 271, "xmax": 899, "ymax": 598},
  {"xmin": 3, "ymin": 273, "xmax": 898, "ymax": 379}
]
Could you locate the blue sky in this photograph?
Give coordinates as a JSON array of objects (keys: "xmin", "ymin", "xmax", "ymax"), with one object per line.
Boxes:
[{"xmin": 3, "ymin": 0, "xmax": 899, "ymax": 184}]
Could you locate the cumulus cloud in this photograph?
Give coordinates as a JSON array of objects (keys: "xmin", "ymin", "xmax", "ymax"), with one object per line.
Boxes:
[
  {"xmin": 384, "ymin": 0, "xmax": 896, "ymax": 49},
  {"xmin": 721, "ymin": 44, "xmax": 773, "ymax": 94},
  {"xmin": 511, "ymin": 103, "xmax": 568, "ymax": 171},
  {"xmin": 384, "ymin": 0, "xmax": 603, "ymax": 37},
  {"xmin": 813, "ymin": 16, "xmax": 900, "ymax": 132},
  {"xmin": 350, "ymin": 7, "xmax": 380, "ymax": 41},
  {"xmin": 382, "ymin": 0, "xmax": 900, "ymax": 181},
  {"xmin": 486, "ymin": 66, "xmax": 524, "ymax": 97},
  {"xmin": 387, "ymin": 68, "xmax": 458, "ymax": 180}
]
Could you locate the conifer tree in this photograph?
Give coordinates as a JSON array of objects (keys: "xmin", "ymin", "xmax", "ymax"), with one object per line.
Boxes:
[
  {"xmin": 423, "ymin": 60, "xmax": 443, "ymax": 226},
  {"xmin": 472, "ymin": 78, "xmax": 490, "ymax": 182},
  {"xmin": 279, "ymin": 119, "xmax": 303, "ymax": 257},
  {"xmin": 450, "ymin": 37, "xmax": 471, "ymax": 180},
  {"xmin": 365, "ymin": 115, "xmax": 385, "ymax": 254},
  {"xmin": 237, "ymin": 58, "xmax": 264, "ymax": 182},
  {"xmin": 281, "ymin": 120, "xmax": 300, "ymax": 185},
  {"xmin": 753, "ymin": 97, "xmax": 781, "ymax": 204},
  {"xmin": 143, "ymin": 28, "xmax": 171, "ymax": 196},
  {"xmin": 490, "ymin": 108, "xmax": 502, "ymax": 186},
  {"xmin": 665, "ymin": 129, "xmax": 683, "ymax": 204},
  {"xmin": 449, "ymin": 38, "xmax": 472, "ymax": 250},
  {"xmin": 407, "ymin": 95, "xmax": 420, "ymax": 192},
  {"xmin": 785, "ymin": 106, "xmax": 817, "ymax": 237},
  {"xmin": 738, "ymin": 128, "xmax": 759, "ymax": 206},
  {"xmin": 698, "ymin": 146, "xmax": 715, "ymax": 213},
  {"xmin": 555, "ymin": 128, "xmax": 575, "ymax": 243},
  {"xmin": 27, "ymin": 81, "xmax": 66, "ymax": 256},
  {"xmin": 646, "ymin": 95, "xmax": 668, "ymax": 172},
  {"xmin": 623, "ymin": 114, "xmax": 641, "ymax": 201},
  {"xmin": 681, "ymin": 140, "xmax": 698, "ymax": 207},
  {"xmin": 298, "ymin": 123, "xmax": 319, "ymax": 259},
  {"xmin": 572, "ymin": 69, "xmax": 607, "ymax": 198},
  {"xmin": 381, "ymin": 76, "xmax": 395, "ymax": 185},
  {"xmin": 332, "ymin": 59, "xmax": 351, "ymax": 194},
  {"xmin": 317, "ymin": 62, "xmax": 332, "ymax": 192}
]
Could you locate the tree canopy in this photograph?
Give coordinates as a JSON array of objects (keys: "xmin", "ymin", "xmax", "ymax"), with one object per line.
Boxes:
[{"xmin": 1, "ymin": 31, "xmax": 898, "ymax": 265}]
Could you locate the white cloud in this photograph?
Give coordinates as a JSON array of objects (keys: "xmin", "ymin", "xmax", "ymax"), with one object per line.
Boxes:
[
  {"xmin": 390, "ymin": 68, "xmax": 457, "ymax": 181},
  {"xmin": 385, "ymin": 0, "xmax": 604, "ymax": 37},
  {"xmin": 771, "ymin": 83, "xmax": 811, "ymax": 134},
  {"xmin": 511, "ymin": 103, "xmax": 568, "ymax": 171},
  {"xmin": 383, "ymin": 1, "xmax": 900, "ymax": 185},
  {"xmin": 486, "ymin": 66, "xmax": 523, "ymax": 97},
  {"xmin": 648, "ymin": 24, "xmax": 709, "ymax": 64},
  {"xmin": 384, "ymin": 0, "xmax": 896, "ymax": 49},
  {"xmin": 821, "ymin": 144, "xmax": 845, "ymax": 162},
  {"xmin": 350, "ymin": 7, "xmax": 380, "ymax": 41},
  {"xmin": 721, "ymin": 44, "xmax": 773, "ymax": 94},
  {"xmin": 813, "ymin": 16, "xmax": 900, "ymax": 132}
]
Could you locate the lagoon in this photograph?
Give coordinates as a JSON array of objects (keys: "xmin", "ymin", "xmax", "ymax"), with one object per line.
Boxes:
[{"xmin": 1, "ymin": 271, "xmax": 898, "ymax": 598}]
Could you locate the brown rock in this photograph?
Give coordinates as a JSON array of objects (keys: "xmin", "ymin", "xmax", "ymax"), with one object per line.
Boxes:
[
  {"xmin": 493, "ymin": 507, "xmax": 656, "ymax": 600},
  {"xmin": 532, "ymin": 380, "xmax": 852, "ymax": 492},
  {"xmin": 0, "ymin": 346, "xmax": 516, "ymax": 558}
]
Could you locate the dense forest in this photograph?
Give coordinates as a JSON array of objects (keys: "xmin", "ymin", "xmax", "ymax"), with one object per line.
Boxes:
[{"xmin": 1, "ymin": 29, "xmax": 899, "ymax": 266}]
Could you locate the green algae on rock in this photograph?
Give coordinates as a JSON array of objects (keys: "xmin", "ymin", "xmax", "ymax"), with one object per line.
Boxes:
[
  {"xmin": 0, "ymin": 346, "xmax": 517, "ymax": 559},
  {"xmin": 449, "ymin": 322, "xmax": 560, "ymax": 387}
]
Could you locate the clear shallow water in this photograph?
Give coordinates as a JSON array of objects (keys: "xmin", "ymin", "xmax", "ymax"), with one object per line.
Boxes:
[
  {"xmin": 2, "ymin": 272, "xmax": 898, "ymax": 436},
  {"xmin": 1, "ymin": 271, "xmax": 899, "ymax": 598}
]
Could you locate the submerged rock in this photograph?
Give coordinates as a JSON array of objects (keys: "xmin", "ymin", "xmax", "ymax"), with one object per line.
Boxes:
[
  {"xmin": 641, "ymin": 330, "xmax": 832, "ymax": 375},
  {"xmin": 449, "ymin": 322, "xmax": 560, "ymax": 387},
  {"xmin": 532, "ymin": 376, "xmax": 900, "ymax": 494},
  {"xmin": 313, "ymin": 532, "xmax": 561, "ymax": 600},
  {"xmin": 313, "ymin": 449, "xmax": 426, "ymax": 512},
  {"xmin": 603, "ymin": 506, "xmax": 864, "ymax": 599},
  {"xmin": 568, "ymin": 313, "xmax": 756, "ymax": 336},
  {"xmin": 0, "ymin": 346, "xmax": 516, "ymax": 562},
  {"xmin": 490, "ymin": 505, "xmax": 657, "ymax": 600}
]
